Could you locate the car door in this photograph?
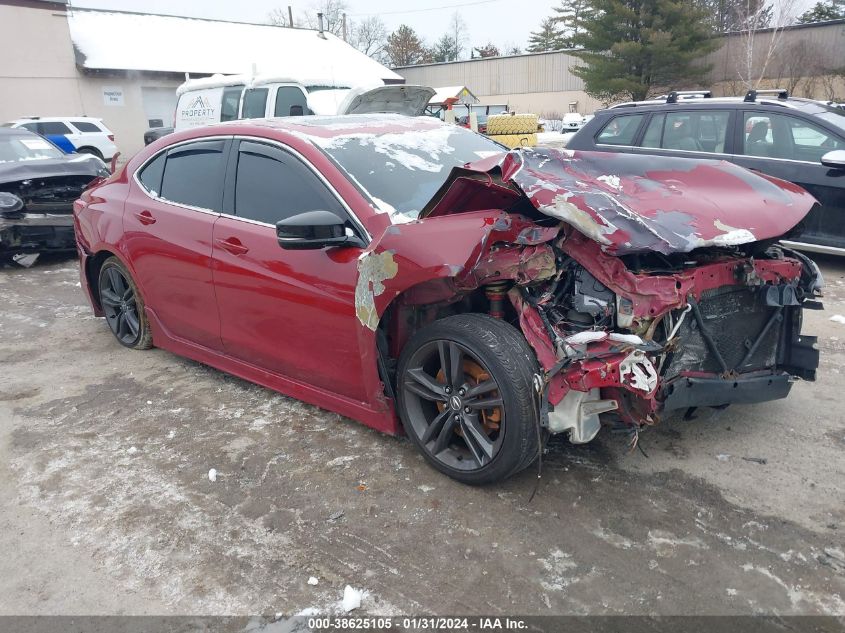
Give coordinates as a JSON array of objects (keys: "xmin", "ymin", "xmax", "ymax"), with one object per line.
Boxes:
[
  {"xmin": 123, "ymin": 138, "xmax": 230, "ymax": 349},
  {"xmin": 211, "ymin": 139, "xmax": 369, "ymax": 401},
  {"xmin": 730, "ymin": 110, "xmax": 845, "ymax": 250},
  {"xmin": 630, "ymin": 108, "xmax": 735, "ymax": 159}
]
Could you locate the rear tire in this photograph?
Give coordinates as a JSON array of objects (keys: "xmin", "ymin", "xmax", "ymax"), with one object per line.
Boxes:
[
  {"xmin": 77, "ymin": 146, "xmax": 103, "ymax": 160},
  {"xmin": 97, "ymin": 257, "xmax": 152, "ymax": 350},
  {"xmin": 396, "ymin": 314, "xmax": 541, "ymax": 485}
]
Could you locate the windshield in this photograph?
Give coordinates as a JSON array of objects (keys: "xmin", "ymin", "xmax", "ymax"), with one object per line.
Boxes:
[
  {"xmin": 815, "ymin": 110, "xmax": 845, "ymax": 135},
  {"xmin": 0, "ymin": 132, "xmax": 64, "ymax": 163},
  {"xmin": 312, "ymin": 123, "xmax": 505, "ymax": 221}
]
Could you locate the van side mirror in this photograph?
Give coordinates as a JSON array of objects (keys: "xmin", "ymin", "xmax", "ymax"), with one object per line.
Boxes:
[
  {"xmin": 820, "ymin": 149, "xmax": 845, "ymax": 169},
  {"xmin": 276, "ymin": 210, "xmax": 365, "ymax": 250},
  {"xmin": 290, "ymin": 105, "xmax": 304, "ymax": 116}
]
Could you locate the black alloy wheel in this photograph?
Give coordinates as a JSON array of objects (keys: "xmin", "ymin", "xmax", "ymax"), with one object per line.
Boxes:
[
  {"xmin": 397, "ymin": 314, "xmax": 541, "ymax": 485},
  {"xmin": 98, "ymin": 257, "xmax": 153, "ymax": 349}
]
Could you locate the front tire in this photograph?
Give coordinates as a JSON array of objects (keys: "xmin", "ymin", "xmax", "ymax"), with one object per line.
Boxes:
[
  {"xmin": 396, "ymin": 314, "xmax": 541, "ymax": 485},
  {"xmin": 97, "ymin": 257, "xmax": 152, "ymax": 350},
  {"xmin": 77, "ymin": 146, "xmax": 104, "ymax": 160}
]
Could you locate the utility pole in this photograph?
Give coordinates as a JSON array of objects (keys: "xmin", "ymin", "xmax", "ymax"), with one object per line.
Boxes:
[
  {"xmin": 288, "ymin": 5, "xmax": 294, "ymax": 27},
  {"xmin": 342, "ymin": 12, "xmax": 348, "ymax": 41}
]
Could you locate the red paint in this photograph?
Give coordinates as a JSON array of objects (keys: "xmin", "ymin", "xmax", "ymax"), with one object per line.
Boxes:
[{"xmin": 73, "ymin": 118, "xmax": 817, "ymax": 438}]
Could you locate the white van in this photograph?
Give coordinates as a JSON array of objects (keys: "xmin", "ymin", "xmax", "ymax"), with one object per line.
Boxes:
[{"xmin": 174, "ymin": 75, "xmax": 434, "ymax": 131}]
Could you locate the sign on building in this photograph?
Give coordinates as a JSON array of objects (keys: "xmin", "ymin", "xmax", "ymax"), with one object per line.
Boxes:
[{"xmin": 102, "ymin": 87, "xmax": 124, "ymax": 106}]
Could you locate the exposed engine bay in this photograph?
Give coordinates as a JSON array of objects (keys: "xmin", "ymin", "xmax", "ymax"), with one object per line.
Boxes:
[
  {"xmin": 366, "ymin": 147, "xmax": 823, "ymax": 443},
  {"xmin": 0, "ymin": 160, "xmax": 106, "ymax": 263}
]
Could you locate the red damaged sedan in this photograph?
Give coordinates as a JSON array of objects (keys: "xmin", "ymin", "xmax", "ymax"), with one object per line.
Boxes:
[{"xmin": 73, "ymin": 114, "xmax": 822, "ymax": 484}]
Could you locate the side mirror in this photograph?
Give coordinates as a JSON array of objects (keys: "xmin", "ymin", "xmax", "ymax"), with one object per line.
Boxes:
[
  {"xmin": 289, "ymin": 105, "xmax": 304, "ymax": 116},
  {"xmin": 276, "ymin": 209, "xmax": 365, "ymax": 250},
  {"xmin": 820, "ymin": 149, "xmax": 845, "ymax": 169}
]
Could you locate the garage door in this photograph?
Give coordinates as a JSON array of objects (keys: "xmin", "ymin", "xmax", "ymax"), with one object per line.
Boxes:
[{"xmin": 141, "ymin": 87, "xmax": 177, "ymax": 128}]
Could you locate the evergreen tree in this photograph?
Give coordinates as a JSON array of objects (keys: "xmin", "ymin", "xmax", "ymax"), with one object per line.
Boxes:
[
  {"xmin": 571, "ymin": 0, "xmax": 718, "ymax": 101},
  {"xmin": 527, "ymin": 17, "xmax": 566, "ymax": 52},
  {"xmin": 432, "ymin": 34, "xmax": 459, "ymax": 62},
  {"xmin": 552, "ymin": 0, "xmax": 593, "ymax": 46},
  {"xmin": 797, "ymin": 0, "xmax": 845, "ymax": 23},
  {"xmin": 384, "ymin": 25, "xmax": 428, "ymax": 67}
]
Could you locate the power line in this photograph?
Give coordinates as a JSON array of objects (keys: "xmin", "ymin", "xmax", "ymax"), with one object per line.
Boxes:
[{"xmin": 347, "ymin": 0, "xmax": 501, "ymax": 17}]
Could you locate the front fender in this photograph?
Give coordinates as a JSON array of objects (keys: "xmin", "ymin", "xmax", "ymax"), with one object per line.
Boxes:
[{"xmin": 353, "ymin": 210, "xmax": 559, "ymax": 332}]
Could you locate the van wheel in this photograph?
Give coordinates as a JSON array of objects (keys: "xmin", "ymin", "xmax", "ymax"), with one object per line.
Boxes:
[{"xmin": 397, "ymin": 314, "xmax": 541, "ymax": 485}]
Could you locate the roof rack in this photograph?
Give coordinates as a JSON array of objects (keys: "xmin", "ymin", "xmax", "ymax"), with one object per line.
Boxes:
[
  {"xmin": 744, "ymin": 88, "xmax": 788, "ymax": 102},
  {"xmin": 665, "ymin": 90, "xmax": 712, "ymax": 103}
]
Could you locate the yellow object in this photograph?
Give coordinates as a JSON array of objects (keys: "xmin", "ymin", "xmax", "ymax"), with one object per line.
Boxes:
[
  {"xmin": 488, "ymin": 133, "xmax": 537, "ymax": 148},
  {"xmin": 486, "ymin": 113, "xmax": 539, "ymax": 135}
]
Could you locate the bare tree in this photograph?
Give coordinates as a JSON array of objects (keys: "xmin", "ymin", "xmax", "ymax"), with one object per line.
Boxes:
[
  {"xmin": 735, "ymin": 0, "xmax": 800, "ymax": 88},
  {"xmin": 351, "ymin": 16, "xmax": 388, "ymax": 62},
  {"xmin": 301, "ymin": 0, "xmax": 348, "ymax": 36},
  {"xmin": 268, "ymin": 8, "xmax": 288, "ymax": 26},
  {"xmin": 448, "ymin": 11, "xmax": 468, "ymax": 60},
  {"xmin": 774, "ymin": 39, "xmax": 822, "ymax": 94}
]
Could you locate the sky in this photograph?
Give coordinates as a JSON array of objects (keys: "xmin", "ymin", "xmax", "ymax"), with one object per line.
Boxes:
[{"xmin": 72, "ymin": 0, "xmax": 557, "ymax": 56}]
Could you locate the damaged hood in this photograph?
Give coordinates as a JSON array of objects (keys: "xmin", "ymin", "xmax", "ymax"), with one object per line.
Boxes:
[
  {"xmin": 0, "ymin": 154, "xmax": 106, "ymax": 184},
  {"xmin": 501, "ymin": 148, "xmax": 816, "ymax": 255}
]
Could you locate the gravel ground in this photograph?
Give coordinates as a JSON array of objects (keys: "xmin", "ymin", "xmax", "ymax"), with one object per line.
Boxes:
[{"xmin": 1, "ymin": 253, "xmax": 844, "ymax": 616}]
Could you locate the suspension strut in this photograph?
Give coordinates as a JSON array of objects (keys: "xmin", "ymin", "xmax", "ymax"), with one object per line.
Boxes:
[{"xmin": 485, "ymin": 282, "xmax": 509, "ymax": 319}]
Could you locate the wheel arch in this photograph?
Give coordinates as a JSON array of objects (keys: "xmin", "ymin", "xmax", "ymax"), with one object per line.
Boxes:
[{"xmin": 85, "ymin": 247, "xmax": 133, "ymax": 310}]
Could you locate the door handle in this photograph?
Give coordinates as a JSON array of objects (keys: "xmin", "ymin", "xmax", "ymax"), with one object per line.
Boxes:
[
  {"xmin": 215, "ymin": 237, "xmax": 249, "ymax": 255},
  {"xmin": 135, "ymin": 210, "xmax": 156, "ymax": 225}
]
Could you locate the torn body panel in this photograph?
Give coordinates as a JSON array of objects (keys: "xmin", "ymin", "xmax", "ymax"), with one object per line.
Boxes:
[{"xmin": 359, "ymin": 148, "xmax": 821, "ymax": 441}]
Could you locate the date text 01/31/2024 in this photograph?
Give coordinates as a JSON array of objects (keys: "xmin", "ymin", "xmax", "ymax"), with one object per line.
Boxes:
[{"xmin": 307, "ymin": 617, "xmax": 527, "ymax": 630}]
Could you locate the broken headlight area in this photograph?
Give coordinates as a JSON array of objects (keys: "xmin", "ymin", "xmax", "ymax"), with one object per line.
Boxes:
[{"xmin": 496, "ymin": 230, "xmax": 821, "ymax": 444}]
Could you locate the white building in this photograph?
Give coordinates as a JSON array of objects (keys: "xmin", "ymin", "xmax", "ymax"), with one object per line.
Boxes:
[{"xmin": 0, "ymin": 0, "xmax": 403, "ymax": 157}]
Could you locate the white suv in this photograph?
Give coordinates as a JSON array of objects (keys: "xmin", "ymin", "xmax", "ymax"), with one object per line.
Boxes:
[{"xmin": 5, "ymin": 116, "xmax": 118, "ymax": 160}]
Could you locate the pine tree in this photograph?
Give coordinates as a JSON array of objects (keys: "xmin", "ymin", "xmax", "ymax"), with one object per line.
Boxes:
[
  {"xmin": 552, "ymin": 0, "xmax": 593, "ymax": 46},
  {"xmin": 384, "ymin": 25, "xmax": 428, "ymax": 67},
  {"xmin": 432, "ymin": 34, "xmax": 459, "ymax": 62},
  {"xmin": 571, "ymin": 0, "xmax": 718, "ymax": 102},
  {"xmin": 527, "ymin": 17, "xmax": 566, "ymax": 52},
  {"xmin": 797, "ymin": 0, "xmax": 845, "ymax": 23}
]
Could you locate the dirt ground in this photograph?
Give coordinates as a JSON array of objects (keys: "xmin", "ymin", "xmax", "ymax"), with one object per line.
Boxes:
[{"xmin": 0, "ymin": 253, "xmax": 844, "ymax": 616}]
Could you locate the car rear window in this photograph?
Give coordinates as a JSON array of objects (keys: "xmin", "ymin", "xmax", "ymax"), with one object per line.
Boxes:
[
  {"xmin": 159, "ymin": 140, "xmax": 226, "ymax": 211},
  {"xmin": 71, "ymin": 121, "xmax": 102, "ymax": 133},
  {"xmin": 596, "ymin": 114, "xmax": 645, "ymax": 146},
  {"xmin": 138, "ymin": 152, "xmax": 166, "ymax": 196}
]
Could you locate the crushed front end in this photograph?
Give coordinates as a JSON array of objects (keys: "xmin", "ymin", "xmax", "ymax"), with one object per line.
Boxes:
[
  {"xmin": 399, "ymin": 147, "xmax": 822, "ymax": 443},
  {"xmin": 0, "ymin": 160, "xmax": 106, "ymax": 263},
  {"xmin": 508, "ymin": 228, "xmax": 821, "ymax": 443}
]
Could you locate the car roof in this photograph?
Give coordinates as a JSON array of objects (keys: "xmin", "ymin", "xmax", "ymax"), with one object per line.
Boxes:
[
  {"xmin": 603, "ymin": 96, "xmax": 840, "ymax": 116},
  {"xmin": 7, "ymin": 116, "xmax": 104, "ymax": 123},
  {"xmin": 212, "ymin": 113, "xmax": 446, "ymax": 139}
]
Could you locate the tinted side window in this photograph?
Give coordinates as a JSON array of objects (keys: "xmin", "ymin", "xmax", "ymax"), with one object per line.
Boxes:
[
  {"xmin": 596, "ymin": 114, "xmax": 644, "ymax": 146},
  {"xmin": 274, "ymin": 87, "xmax": 308, "ymax": 117},
  {"xmin": 20, "ymin": 122, "xmax": 39, "ymax": 133},
  {"xmin": 662, "ymin": 111, "xmax": 730, "ymax": 153},
  {"xmin": 160, "ymin": 140, "xmax": 226, "ymax": 211},
  {"xmin": 242, "ymin": 89, "xmax": 269, "ymax": 119},
  {"xmin": 138, "ymin": 152, "xmax": 166, "ymax": 197},
  {"xmin": 221, "ymin": 85, "xmax": 244, "ymax": 122},
  {"xmin": 71, "ymin": 121, "xmax": 101, "ymax": 133},
  {"xmin": 234, "ymin": 141, "xmax": 344, "ymax": 224},
  {"xmin": 641, "ymin": 114, "xmax": 665, "ymax": 148},
  {"xmin": 39, "ymin": 121, "xmax": 72, "ymax": 135}
]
